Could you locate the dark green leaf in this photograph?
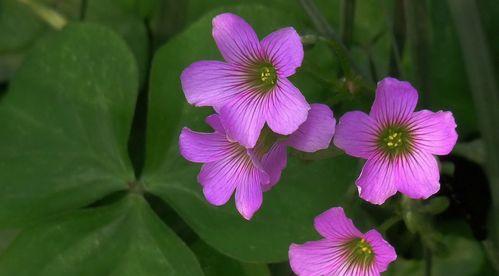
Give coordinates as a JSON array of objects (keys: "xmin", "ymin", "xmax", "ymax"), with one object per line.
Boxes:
[
  {"xmin": 0, "ymin": 0, "xmax": 47, "ymax": 52},
  {"xmin": 386, "ymin": 235, "xmax": 487, "ymax": 276},
  {"xmin": 191, "ymin": 240, "xmax": 270, "ymax": 276},
  {"xmin": 447, "ymin": 0, "xmax": 499, "ymax": 269},
  {"xmin": 422, "ymin": 1, "xmax": 479, "ymax": 138},
  {"xmin": 0, "ymin": 194, "xmax": 203, "ymax": 276},
  {"xmin": 85, "ymin": 0, "xmax": 149, "ymax": 85},
  {"xmin": 0, "ymin": 23, "xmax": 138, "ymax": 227}
]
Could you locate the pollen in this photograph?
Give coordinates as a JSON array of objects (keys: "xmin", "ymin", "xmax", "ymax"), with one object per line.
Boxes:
[
  {"xmin": 377, "ymin": 125, "xmax": 412, "ymax": 157},
  {"xmin": 248, "ymin": 62, "xmax": 278, "ymax": 91},
  {"xmin": 259, "ymin": 66, "xmax": 277, "ymax": 85},
  {"xmin": 343, "ymin": 237, "xmax": 375, "ymax": 266},
  {"xmin": 384, "ymin": 131, "xmax": 403, "ymax": 148}
]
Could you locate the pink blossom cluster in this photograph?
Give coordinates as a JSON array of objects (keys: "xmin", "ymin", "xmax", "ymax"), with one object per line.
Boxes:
[{"xmin": 178, "ymin": 13, "xmax": 457, "ymax": 276}]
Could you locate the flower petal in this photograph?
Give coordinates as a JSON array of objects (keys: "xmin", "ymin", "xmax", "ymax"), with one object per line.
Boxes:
[
  {"xmin": 235, "ymin": 165, "xmax": 268, "ymax": 220},
  {"xmin": 219, "ymin": 91, "xmax": 267, "ymax": 148},
  {"xmin": 289, "ymin": 240, "xmax": 339, "ymax": 276},
  {"xmin": 261, "ymin": 27, "xmax": 303, "ymax": 77},
  {"xmin": 370, "ymin": 77, "xmax": 418, "ymax": 126},
  {"xmin": 395, "ymin": 149, "xmax": 440, "ymax": 200},
  {"xmin": 314, "ymin": 207, "xmax": 362, "ymax": 240},
  {"xmin": 364, "ymin": 230, "xmax": 397, "ymax": 273},
  {"xmin": 179, "ymin": 127, "xmax": 232, "ymax": 163},
  {"xmin": 260, "ymin": 142, "xmax": 287, "ymax": 191},
  {"xmin": 198, "ymin": 160, "xmax": 238, "ymax": 206},
  {"xmin": 409, "ymin": 110, "xmax": 458, "ymax": 155},
  {"xmin": 180, "ymin": 61, "xmax": 244, "ymax": 109},
  {"xmin": 286, "ymin": 103, "xmax": 335, "ymax": 152},
  {"xmin": 265, "ymin": 78, "xmax": 310, "ymax": 136},
  {"xmin": 198, "ymin": 147, "xmax": 261, "ymax": 207},
  {"xmin": 212, "ymin": 13, "xmax": 262, "ymax": 65},
  {"xmin": 356, "ymin": 153, "xmax": 398, "ymax": 205},
  {"xmin": 289, "ymin": 240, "xmax": 379, "ymax": 276},
  {"xmin": 334, "ymin": 111, "xmax": 380, "ymax": 159},
  {"xmin": 205, "ymin": 114, "xmax": 225, "ymax": 133}
]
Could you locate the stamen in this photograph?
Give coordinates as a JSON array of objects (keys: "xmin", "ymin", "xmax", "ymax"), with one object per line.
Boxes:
[
  {"xmin": 247, "ymin": 62, "xmax": 278, "ymax": 92},
  {"xmin": 377, "ymin": 125, "xmax": 412, "ymax": 158},
  {"xmin": 342, "ymin": 237, "xmax": 375, "ymax": 267}
]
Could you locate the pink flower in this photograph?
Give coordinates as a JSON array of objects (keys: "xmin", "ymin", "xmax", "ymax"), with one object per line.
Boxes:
[
  {"xmin": 181, "ymin": 13, "xmax": 310, "ymax": 148},
  {"xmin": 334, "ymin": 77, "xmax": 458, "ymax": 204},
  {"xmin": 179, "ymin": 104, "xmax": 335, "ymax": 220},
  {"xmin": 289, "ymin": 207, "xmax": 397, "ymax": 276}
]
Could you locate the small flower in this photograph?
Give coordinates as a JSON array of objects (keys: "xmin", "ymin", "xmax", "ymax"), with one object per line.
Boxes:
[
  {"xmin": 179, "ymin": 104, "xmax": 335, "ymax": 219},
  {"xmin": 289, "ymin": 207, "xmax": 397, "ymax": 276},
  {"xmin": 334, "ymin": 77, "xmax": 458, "ymax": 204},
  {"xmin": 181, "ymin": 13, "xmax": 310, "ymax": 148}
]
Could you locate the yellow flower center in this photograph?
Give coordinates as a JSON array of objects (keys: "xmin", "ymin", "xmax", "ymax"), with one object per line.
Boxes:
[
  {"xmin": 247, "ymin": 62, "xmax": 278, "ymax": 92},
  {"xmin": 343, "ymin": 238, "xmax": 375, "ymax": 267},
  {"xmin": 259, "ymin": 66, "xmax": 276, "ymax": 85},
  {"xmin": 377, "ymin": 125, "xmax": 412, "ymax": 158}
]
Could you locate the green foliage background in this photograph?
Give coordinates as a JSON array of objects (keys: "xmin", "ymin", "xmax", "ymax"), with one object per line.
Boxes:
[{"xmin": 0, "ymin": 0, "xmax": 498, "ymax": 275}]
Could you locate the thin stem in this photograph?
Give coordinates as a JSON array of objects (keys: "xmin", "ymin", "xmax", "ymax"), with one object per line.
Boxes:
[
  {"xmin": 18, "ymin": 0, "xmax": 67, "ymax": 30},
  {"xmin": 299, "ymin": 0, "xmax": 340, "ymax": 41},
  {"xmin": 299, "ymin": 0, "xmax": 372, "ymax": 87},
  {"xmin": 383, "ymin": 0, "xmax": 406, "ymax": 78},
  {"xmin": 340, "ymin": 0, "xmax": 356, "ymax": 49},
  {"xmin": 79, "ymin": 0, "xmax": 87, "ymax": 21},
  {"xmin": 424, "ymin": 245, "xmax": 432, "ymax": 276},
  {"xmin": 403, "ymin": 0, "xmax": 432, "ymax": 106},
  {"xmin": 447, "ymin": 0, "xmax": 499, "ymax": 271},
  {"xmin": 378, "ymin": 216, "xmax": 401, "ymax": 233}
]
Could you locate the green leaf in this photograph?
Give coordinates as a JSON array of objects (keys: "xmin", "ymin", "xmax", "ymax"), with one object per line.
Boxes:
[
  {"xmin": 423, "ymin": 1, "xmax": 478, "ymax": 138},
  {"xmin": 0, "ymin": 0, "xmax": 47, "ymax": 81},
  {"xmin": 85, "ymin": 0, "xmax": 149, "ymax": 85},
  {"xmin": 0, "ymin": 194, "xmax": 203, "ymax": 276},
  {"xmin": 386, "ymin": 235, "xmax": 487, "ymax": 276},
  {"xmin": 142, "ymin": 5, "xmax": 358, "ymax": 262},
  {"xmin": 0, "ymin": 23, "xmax": 138, "ymax": 227},
  {"xmin": 447, "ymin": 0, "xmax": 499, "ymax": 269},
  {"xmin": 191, "ymin": 240, "xmax": 270, "ymax": 276},
  {"xmin": 0, "ymin": 0, "xmax": 47, "ymax": 52}
]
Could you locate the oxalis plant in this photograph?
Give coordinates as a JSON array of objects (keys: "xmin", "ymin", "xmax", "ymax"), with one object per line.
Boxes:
[{"xmin": 0, "ymin": 0, "xmax": 498, "ymax": 276}]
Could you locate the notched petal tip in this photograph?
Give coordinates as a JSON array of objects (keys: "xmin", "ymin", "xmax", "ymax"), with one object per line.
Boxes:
[
  {"xmin": 211, "ymin": 12, "xmax": 261, "ymax": 65},
  {"xmin": 313, "ymin": 206, "xmax": 362, "ymax": 239},
  {"xmin": 261, "ymin": 26, "xmax": 304, "ymax": 77},
  {"xmin": 371, "ymin": 77, "xmax": 419, "ymax": 124},
  {"xmin": 212, "ymin": 12, "xmax": 241, "ymax": 26}
]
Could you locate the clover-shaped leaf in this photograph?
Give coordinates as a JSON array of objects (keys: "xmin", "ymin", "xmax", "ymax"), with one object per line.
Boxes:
[
  {"xmin": 0, "ymin": 195, "xmax": 202, "ymax": 276},
  {"xmin": 0, "ymin": 23, "xmax": 203, "ymax": 275}
]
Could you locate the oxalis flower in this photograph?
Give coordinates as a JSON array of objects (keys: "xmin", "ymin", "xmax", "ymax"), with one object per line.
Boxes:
[
  {"xmin": 181, "ymin": 13, "xmax": 310, "ymax": 148},
  {"xmin": 334, "ymin": 77, "xmax": 458, "ymax": 204},
  {"xmin": 289, "ymin": 207, "xmax": 397, "ymax": 276},
  {"xmin": 179, "ymin": 104, "xmax": 335, "ymax": 219}
]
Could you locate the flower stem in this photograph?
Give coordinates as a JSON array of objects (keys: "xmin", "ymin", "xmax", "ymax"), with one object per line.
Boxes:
[
  {"xmin": 378, "ymin": 216, "xmax": 401, "ymax": 233},
  {"xmin": 447, "ymin": 0, "xmax": 499, "ymax": 271},
  {"xmin": 424, "ymin": 245, "xmax": 432, "ymax": 276},
  {"xmin": 299, "ymin": 0, "xmax": 340, "ymax": 41},
  {"xmin": 340, "ymin": 0, "xmax": 356, "ymax": 49},
  {"xmin": 17, "ymin": 0, "xmax": 67, "ymax": 30}
]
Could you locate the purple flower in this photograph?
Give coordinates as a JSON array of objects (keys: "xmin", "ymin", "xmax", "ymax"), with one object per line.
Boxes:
[
  {"xmin": 334, "ymin": 77, "xmax": 458, "ymax": 204},
  {"xmin": 289, "ymin": 207, "xmax": 397, "ymax": 276},
  {"xmin": 181, "ymin": 13, "xmax": 310, "ymax": 148},
  {"xmin": 179, "ymin": 104, "xmax": 335, "ymax": 219}
]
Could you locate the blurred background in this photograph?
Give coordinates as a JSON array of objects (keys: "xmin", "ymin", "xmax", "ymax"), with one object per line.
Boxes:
[{"xmin": 0, "ymin": 0, "xmax": 498, "ymax": 275}]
